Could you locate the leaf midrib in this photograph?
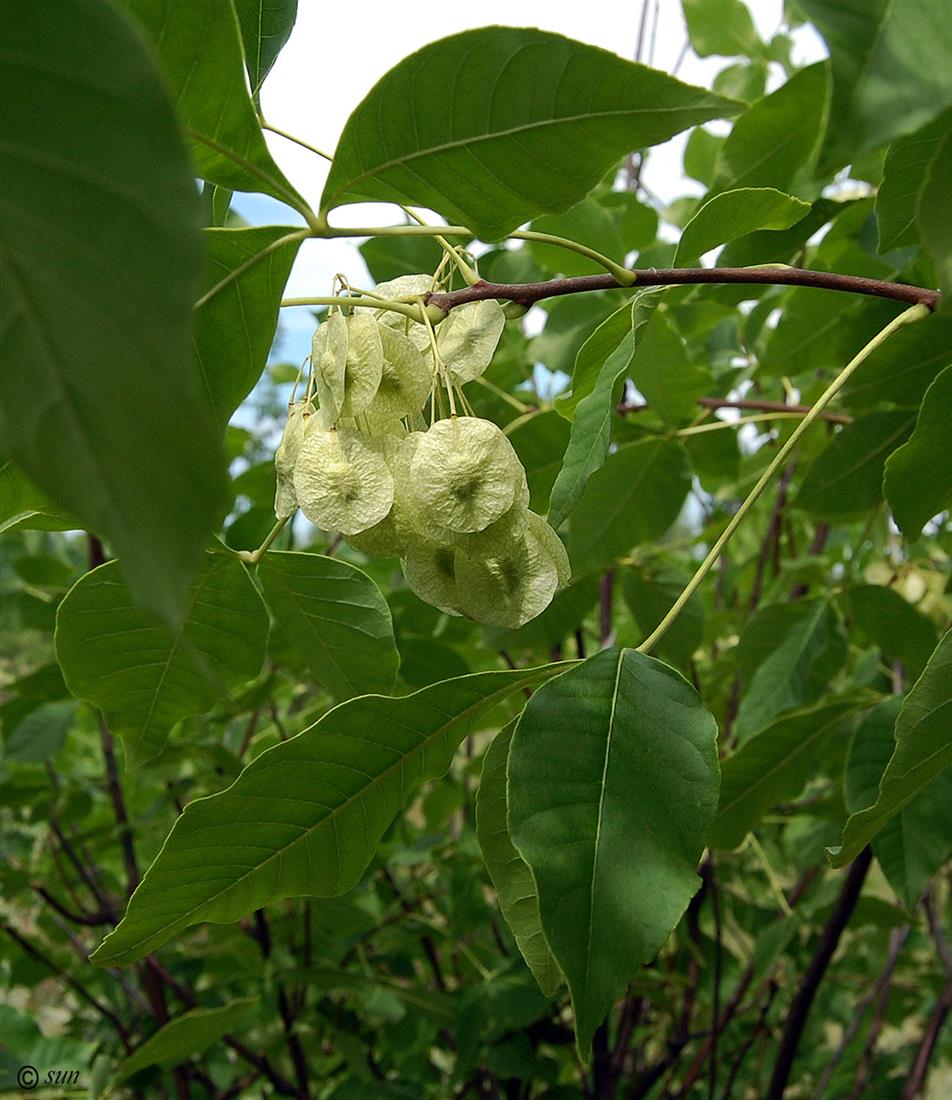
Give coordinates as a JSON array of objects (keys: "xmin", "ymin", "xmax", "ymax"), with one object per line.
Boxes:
[
  {"xmin": 325, "ymin": 102, "xmax": 723, "ymax": 209},
  {"xmin": 99, "ymin": 666, "xmax": 565, "ymax": 961}
]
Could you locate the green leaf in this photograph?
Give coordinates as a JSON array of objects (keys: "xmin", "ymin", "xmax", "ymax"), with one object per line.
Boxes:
[
  {"xmin": 622, "ymin": 563, "xmax": 704, "ymax": 671},
  {"xmin": 797, "ymin": 410, "xmax": 916, "ymax": 518},
  {"xmin": 257, "ymin": 551, "xmax": 399, "ymax": 700},
  {"xmin": 628, "ymin": 309, "xmax": 711, "ymax": 425},
  {"xmin": 0, "ymin": 0, "xmax": 228, "ymax": 619},
  {"xmin": 832, "ymin": 629, "xmax": 952, "ymax": 866},
  {"xmin": 506, "ymin": 411, "xmax": 571, "ymax": 513},
  {"xmin": 123, "ymin": 0, "xmax": 304, "ymax": 207},
  {"xmin": 91, "ymin": 663, "xmax": 566, "ymax": 965},
  {"xmin": 508, "ymin": 648, "xmax": 719, "ymax": 1058},
  {"xmin": 681, "ymin": 0, "xmax": 761, "ymax": 58},
  {"xmin": 529, "ymin": 196, "xmax": 627, "ymax": 278},
  {"xmin": 711, "ymin": 62, "xmax": 828, "ymax": 195},
  {"xmin": 842, "ymin": 313, "xmax": 952, "ymax": 411},
  {"xmin": 884, "ymin": 366, "xmax": 952, "ymax": 536},
  {"xmin": 674, "ymin": 188, "xmax": 809, "ymax": 267},
  {"xmin": 735, "ymin": 600, "xmax": 847, "ymax": 741},
  {"xmin": 0, "ymin": 458, "xmax": 72, "ymax": 532},
  {"xmin": 548, "ymin": 293, "xmax": 660, "ymax": 530},
  {"xmin": 476, "ymin": 721, "xmax": 562, "ymax": 997},
  {"xmin": 117, "ymin": 998, "xmax": 256, "ymax": 1078},
  {"xmin": 233, "ymin": 0, "xmax": 297, "ymax": 97},
  {"xmin": 359, "ymin": 235, "xmax": 446, "ymax": 283},
  {"xmin": 710, "ymin": 700, "xmax": 858, "ymax": 849},
  {"xmin": 845, "ymin": 698, "xmax": 952, "ymax": 910},
  {"xmin": 844, "ymin": 585, "xmax": 939, "ymax": 683},
  {"xmin": 876, "ymin": 113, "xmax": 952, "ymax": 253},
  {"xmin": 799, "ymin": 0, "xmax": 952, "ymax": 173},
  {"xmin": 321, "ymin": 27, "xmax": 741, "ymax": 240},
  {"xmin": 917, "ymin": 113, "xmax": 952, "ymax": 306},
  {"xmin": 4, "ymin": 701, "xmax": 77, "ymax": 764},
  {"xmin": 683, "ymin": 127, "xmax": 725, "ymax": 188},
  {"xmin": 567, "ymin": 438, "xmax": 691, "ymax": 571},
  {"xmin": 55, "ymin": 555, "xmax": 269, "ymax": 767},
  {"xmin": 195, "ymin": 227, "xmax": 304, "ymax": 426},
  {"xmin": 758, "ymin": 277, "xmax": 897, "ymax": 381},
  {"xmin": 556, "ymin": 301, "xmax": 636, "ymax": 419}
]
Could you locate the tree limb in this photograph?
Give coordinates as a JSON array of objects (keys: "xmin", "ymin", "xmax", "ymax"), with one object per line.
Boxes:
[{"xmin": 426, "ymin": 269, "xmax": 940, "ymax": 314}]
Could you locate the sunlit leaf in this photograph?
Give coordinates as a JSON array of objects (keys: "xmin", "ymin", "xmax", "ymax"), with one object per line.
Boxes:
[
  {"xmin": 233, "ymin": 0, "xmax": 297, "ymax": 97},
  {"xmin": 799, "ymin": 0, "xmax": 952, "ymax": 172},
  {"xmin": 195, "ymin": 227, "xmax": 304, "ymax": 426},
  {"xmin": 711, "ymin": 62, "xmax": 829, "ymax": 196},
  {"xmin": 845, "ymin": 698, "xmax": 952, "ymax": 910},
  {"xmin": 117, "ymin": 999, "xmax": 256, "ymax": 1079},
  {"xmin": 884, "ymin": 366, "xmax": 952, "ymax": 535},
  {"xmin": 548, "ymin": 293, "xmax": 660, "ymax": 530},
  {"xmin": 123, "ymin": 0, "xmax": 304, "ymax": 207},
  {"xmin": 322, "ymin": 27, "xmax": 741, "ymax": 239},
  {"xmin": 567, "ymin": 438, "xmax": 691, "ymax": 571},
  {"xmin": 711, "ymin": 700, "xmax": 858, "ymax": 849},
  {"xmin": 674, "ymin": 187, "xmax": 809, "ymax": 267}
]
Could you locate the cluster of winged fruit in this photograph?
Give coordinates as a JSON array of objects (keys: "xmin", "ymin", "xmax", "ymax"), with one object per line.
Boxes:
[{"xmin": 273, "ymin": 275, "xmax": 570, "ymax": 629}]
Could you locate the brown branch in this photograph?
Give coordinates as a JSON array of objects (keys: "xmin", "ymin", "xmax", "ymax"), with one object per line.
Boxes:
[
  {"xmin": 900, "ymin": 889, "xmax": 952, "ymax": 1099},
  {"xmin": 748, "ymin": 464, "xmax": 796, "ymax": 615},
  {"xmin": 147, "ymin": 956, "xmax": 301, "ymax": 1099},
  {"xmin": 765, "ymin": 847, "xmax": 874, "ymax": 1100},
  {"xmin": 815, "ymin": 922, "xmax": 911, "ymax": 1099},
  {"xmin": 720, "ymin": 980, "xmax": 778, "ymax": 1100},
  {"xmin": 2, "ymin": 922, "xmax": 133, "ymax": 1050},
  {"xmin": 902, "ymin": 970, "xmax": 952, "ymax": 1099},
  {"xmin": 99, "ymin": 714, "xmax": 139, "ymax": 894},
  {"xmin": 31, "ymin": 883, "xmax": 112, "ymax": 927},
  {"xmin": 426, "ymin": 269, "xmax": 940, "ymax": 313}
]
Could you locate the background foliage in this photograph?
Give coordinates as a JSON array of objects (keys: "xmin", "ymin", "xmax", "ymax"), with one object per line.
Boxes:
[{"xmin": 2, "ymin": 1, "xmax": 952, "ymax": 1097}]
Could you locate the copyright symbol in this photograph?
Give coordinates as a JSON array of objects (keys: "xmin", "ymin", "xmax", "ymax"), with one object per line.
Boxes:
[{"xmin": 17, "ymin": 1065, "xmax": 39, "ymax": 1090}]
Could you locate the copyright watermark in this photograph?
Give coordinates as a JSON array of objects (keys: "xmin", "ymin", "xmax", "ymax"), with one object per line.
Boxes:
[{"xmin": 14, "ymin": 1065, "xmax": 81, "ymax": 1091}]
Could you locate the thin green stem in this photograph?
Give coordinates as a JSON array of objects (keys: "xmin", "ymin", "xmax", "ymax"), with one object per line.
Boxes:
[
  {"xmin": 399, "ymin": 205, "xmax": 480, "ymax": 285},
  {"xmin": 317, "ymin": 221, "xmax": 634, "ymax": 284},
  {"xmin": 636, "ymin": 303, "xmax": 930, "ymax": 656},
  {"xmin": 239, "ymin": 516, "xmax": 290, "ymax": 565},
  {"xmin": 281, "ymin": 295, "xmax": 442, "ymax": 324},
  {"xmin": 186, "ymin": 127, "xmax": 323, "ymax": 231},
  {"xmin": 509, "ymin": 229, "xmax": 635, "ymax": 285},
  {"xmin": 673, "ymin": 412, "xmax": 808, "ymax": 437},
  {"xmin": 260, "ymin": 120, "xmax": 334, "ymax": 162}
]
